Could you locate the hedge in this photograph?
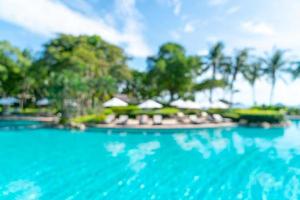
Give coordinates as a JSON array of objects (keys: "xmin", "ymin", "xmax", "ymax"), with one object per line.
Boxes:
[
  {"xmin": 219, "ymin": 109, "xmax": 286, "ymax": 123},
  {"xmin": 72, "ymin": 114, "xmax": 106, "ymax": 124},
  {"xmin": 110, "ymin": 105, "xmax": 139, "ymax": 117},
  {"xmin": 133, "ymin": 107, "xmax": 179, "ymax": 117}
]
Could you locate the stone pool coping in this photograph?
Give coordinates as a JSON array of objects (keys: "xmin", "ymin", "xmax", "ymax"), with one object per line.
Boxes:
[
  {"xmin": 0, "ymin": 115, "xmax": 58, "ymax": 122},
  {"xmin": 90, "ymin": 122, "xmax": 238, "ymax": 130}
]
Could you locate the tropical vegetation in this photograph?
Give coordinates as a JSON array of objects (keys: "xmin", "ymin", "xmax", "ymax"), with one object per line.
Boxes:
[{"xmin": 0, "ymin": 33, "xmax": 299, "ymax": 123}]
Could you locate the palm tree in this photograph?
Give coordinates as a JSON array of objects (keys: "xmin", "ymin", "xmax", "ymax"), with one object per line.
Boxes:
[
  {"xmin": 242, "ymin": 61, "xmax": 262, "ymax": 105},
  {"xmin": 229, "ymin": 49, "xmax": 250, "ymax": 104},
  {"xmin": 206, "ymin": 42, "xmax": 227, "ymax": 102},
  {"xmin": 262, "ymin": 49, "xmax": 287, "ymax": 105},
  {"xmin": 289, "ymin": 61, "xmax": 300, "ymax": 80}
]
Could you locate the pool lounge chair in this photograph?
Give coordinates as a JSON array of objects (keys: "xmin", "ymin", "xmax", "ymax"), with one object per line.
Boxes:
[
  {"xmin": 177, "ymin": 112, "xmax": 187, "ymax": 124},
  {"xmin": 211, "ymin": 114, "xmax": 224, "ymax": 123},
  {"xmin": 189, "ymin": 115, "xmax": 205, "ymax": 124},
  {"xmin": 139, "ymin": 115, "xmax": 149, "ymax": 125},
  {"xmin": 153, "ymin": 115, "xmax": 163, "ymax": 125},
  {"xmin": 116, "ymin": 115, "xmax": 128, "ymax": 125},
  {"xmin": 201, "ymin": 112, "xmax": 208, "ymax": 118},
  {"xmin": 104, "ymin": 114, "xmax": 115, "ymax": 124}
]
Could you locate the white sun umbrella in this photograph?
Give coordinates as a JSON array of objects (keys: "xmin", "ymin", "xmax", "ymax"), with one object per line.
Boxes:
[
  {"xmin": 103, "ymin": 97, "xmax": 128, "ymax": 107},
  {"xmin": 182, "ymin": 100, "xmax": 202, "ymax": 109},
  {"xmin": 210, "ymin": 101, "xmax": 229, "ymax": 109},
  {"xmin": 138, "ymin": 100, "xmax": 162, "ymax": 109},
  {"xmin": 0, "ymin": 97, "xmax": 19, "ymax": 106},
  {"xmin": 170, "ymin": 99, "xmax": 186, "ymax": 107},
  {"xmin": 36, "ymin": 98, "xmax": 50, "ymax": 106},
  {"xmin": 196, "ymin": 101, "xmax": 210, "ymax": 109}
]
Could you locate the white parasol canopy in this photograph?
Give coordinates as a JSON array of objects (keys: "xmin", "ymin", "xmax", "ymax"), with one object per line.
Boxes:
[
  {"xmin": 180, "ymin": 100, "xmax": 202, "ymax": 109},
  {"xmin": 103, "ymin": 97, "xmax": 128, "ymax": 107},
  {"xmin": 210, "ymin": 101, "xmax": 229, "ymax": 109},
  {"xmin": 0, "ymin": 97, "xmax": 19, "ymax": 105},
  {"xmin": 170, "ymin": 99, "xmax": 186, "ymax": 107},
  {"xmin": 138, "ymin": 100, "xmax": 162, "ymax": 109},
  {"xmin": 36, "ymin": 98, "xmax": 50, "ymax": 106},
  {"xmin": 171, "ymin": 99, "xmax": 203, "ymax": 109}
]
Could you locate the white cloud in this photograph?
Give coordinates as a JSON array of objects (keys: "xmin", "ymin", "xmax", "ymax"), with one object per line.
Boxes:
[
  {"xmin": 184, "ymin": 23, "xmax": 195, "ymax": 33},
  {"xmin": 197, "ymin": 49, "xmax": 208, "ymax": 56},
  {"xmin": 241, "ymin": 21, "xmax": 275, "ymax": 36},
  {"xmin": 208, "ymin": 0, "xmax": 228, "ymax": 6},
  {"xmin": 114, "ymin": 0, "xmax": 151, "ymax": 57},
  {"xmin": 226, "ymin": 6, "xmax": 240, "ymax": 15},
  {"xmin": 170, "ymin": 31, "xmax": 181, "ymax": 40},
  {"xmin": 171, "ymin": 0, "xmax": 182, "ymax": 15},
  {"xmin": 0, "ymin": 0, "xmax": 151, "ymax": 57}
]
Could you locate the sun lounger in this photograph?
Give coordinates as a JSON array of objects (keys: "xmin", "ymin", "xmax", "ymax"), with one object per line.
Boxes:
[
  {"xmin": 139, "ymin": 115, "xmax": 149, "ymax": 125},
  {"xmin": 212, "ymin": 114, "xmax": 224, "ymax": 123},
  {"xmin": 104, "ymin": 114, "xmax": 115, "ymax": 124},
  {"xmin": 189, "ymin": 115, "xmax": 205, "ymax": 124},
  {"xmin": 177, "ymin": 112, "xmax": 187, "ymax": 123},
  {"xmin": 116, "ymin": 115, "xmax": 128, "ymax": 125},
  {"xmin": 201, "ymin": 112, "xmax": 208, "ymax": 118},
  {"xmin": 153, "ymin": 115, "xmax": 163, "ymax": 125}
]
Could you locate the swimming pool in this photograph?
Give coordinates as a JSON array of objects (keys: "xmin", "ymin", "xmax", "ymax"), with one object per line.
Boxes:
[{"xmin": 0, "ymin": 121, "xmax": 300, "ymax": 199}]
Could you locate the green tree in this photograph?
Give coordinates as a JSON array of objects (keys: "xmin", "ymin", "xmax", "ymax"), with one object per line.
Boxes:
[
  {"xmin": 242, "ymin": 61, "xmax": 262, "ymax": 105},
  {"xmin": 0, "ymin": 41, "xmax": 33, "ymax": 107},
  {"xmin": 193, "ymin": 79, "xmax": 227, "ymax": 92},
  {"xmin": 229, "ymin": 49, "xmax": 250, "ymax": 103},
  {"xmin": 205, "ymin": 42, "xmax": 229, "ymax": 102},
  {"xmin": 37, "ymin": 34, "xmax": 130, "ymax": 117},
  {"xmin": 123, "ymin": 70, "xmax": 156, "ymax": 101},
  {"xmin": 262, "ymin": 49, "xmax": 287, "ymax": 105},
  {"xmin": 147, "ymin": 43, "xmax": 202, "ymax": 102}
]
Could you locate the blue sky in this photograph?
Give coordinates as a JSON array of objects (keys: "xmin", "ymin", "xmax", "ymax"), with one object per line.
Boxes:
[{"xmin": 1, "ymin": 0, "xmax": 300, "ymax": 105}]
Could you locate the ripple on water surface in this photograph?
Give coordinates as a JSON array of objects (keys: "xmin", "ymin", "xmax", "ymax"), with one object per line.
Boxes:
[{"xmin": 1, "ymin": 121, "xmax": 300, "ymax": 199}]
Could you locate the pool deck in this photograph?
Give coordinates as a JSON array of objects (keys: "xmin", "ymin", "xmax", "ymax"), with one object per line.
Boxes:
[
  {"xmin": 92, "ymin": 119, "xmax": 237, "ymax": 130},
  {"xmin": 0, "ymin": 115, "xmax": 58, "ymax": 122}
]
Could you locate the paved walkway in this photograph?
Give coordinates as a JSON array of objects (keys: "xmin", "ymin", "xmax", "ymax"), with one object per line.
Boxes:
[
  {"xmin": 0, "ymin": 115, "xmax": 58, "ymax": 122},
  {"xmin": 92, "ymin": 121, "xmax": 237, "ymax": 130}
]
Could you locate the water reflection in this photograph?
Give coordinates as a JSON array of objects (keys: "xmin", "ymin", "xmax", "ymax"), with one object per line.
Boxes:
[
  {"xmin": 173, "ymin": 134, "xmax": 211, "ymax": 158},
  {"xmin": 105, "ymin": 142, "xmax": 126, "ymax": 157},
  {"xmin": 1, "ymin": 180, "xmax": 41, "ymax": 200},
  {"xmin": 127, "ymin": 141, "xmax": 160, "ymax": 172}
]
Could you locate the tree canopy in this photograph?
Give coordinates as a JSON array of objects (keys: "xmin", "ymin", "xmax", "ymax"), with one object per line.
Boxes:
[
  {"xmin": 35, "ymin": 34, "xmax": 131, "ymax": 116},
  {"xmin": 147, "ymin": 43, "xmax": 203, "ymax": 102},
  {"xmin": 0, "ymin": 35, "xmax": 296, "ymax": 119}
]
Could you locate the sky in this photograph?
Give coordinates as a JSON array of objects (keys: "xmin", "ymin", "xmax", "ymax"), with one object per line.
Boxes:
[{"xmin": 1, "ymin": 0, "xmax": 300, "ymax": 106}]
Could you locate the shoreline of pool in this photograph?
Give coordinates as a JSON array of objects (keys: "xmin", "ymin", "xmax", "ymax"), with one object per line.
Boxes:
[
  {"xmin": 1, "ymin": 115, "xmax": 296, "ymax": 130},
  {"xmin": 0, "ymin": 115, "xmax": 58, "ymax": 123},
  {"xmin": 90, "ymin": 122, "xmax": 238, "ymax": 130}
]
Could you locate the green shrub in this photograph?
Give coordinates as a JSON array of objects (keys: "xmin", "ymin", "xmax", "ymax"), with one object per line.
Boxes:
[
  {"xmin": 182, "ymin": 109, "xmax": 202, "ymax": 115},
  {"xmin": 20, "ymin": 107, "xmax": 56, "ymax": 115},
  {"xmin": 72, "ymin": 114, "xmax": 106, "ymax": 124},
  {"xmin": 110, "ymin": 106, "xmax": 140, "ymax": 117},
  {"xmin": 131, "ymin": 107, "xmax": 179, "ymax": 117},
  {"xmin": 211, "ymin": 109, "xmax": 286, "ymax": 123},
  {"xmin": 222, "ymin": 112, "xmax": 240, "ymax": 121},
  {"xmin": 103, "ymin": 108, "xmax": 113, "ymax": 115},
  {"xmin": 155, "ymin": 107, "xmax": 179, "ymax": 117},
  {"xmin": 251, "ymin": 105, "xmax": 287, "ymax": 112},
  {"xmin": 235, "ymin": 109, "xmax": 286, "ymax": 123},
  {"xmin": 287, "ymin": 108, "xmax": 300, "ymax": 115},
  {"xmin": 133, "ymin": 109, "xmax": 155, "ymax": 117},
  {"xmin": 207, "ymin": 108, "xmax": 228, "ymax": 115}
]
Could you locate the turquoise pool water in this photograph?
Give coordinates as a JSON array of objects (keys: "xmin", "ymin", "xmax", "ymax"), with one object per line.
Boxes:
[{"xmin": 1, "ymin": 121, "xmax": 300, "ymax": 199}]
